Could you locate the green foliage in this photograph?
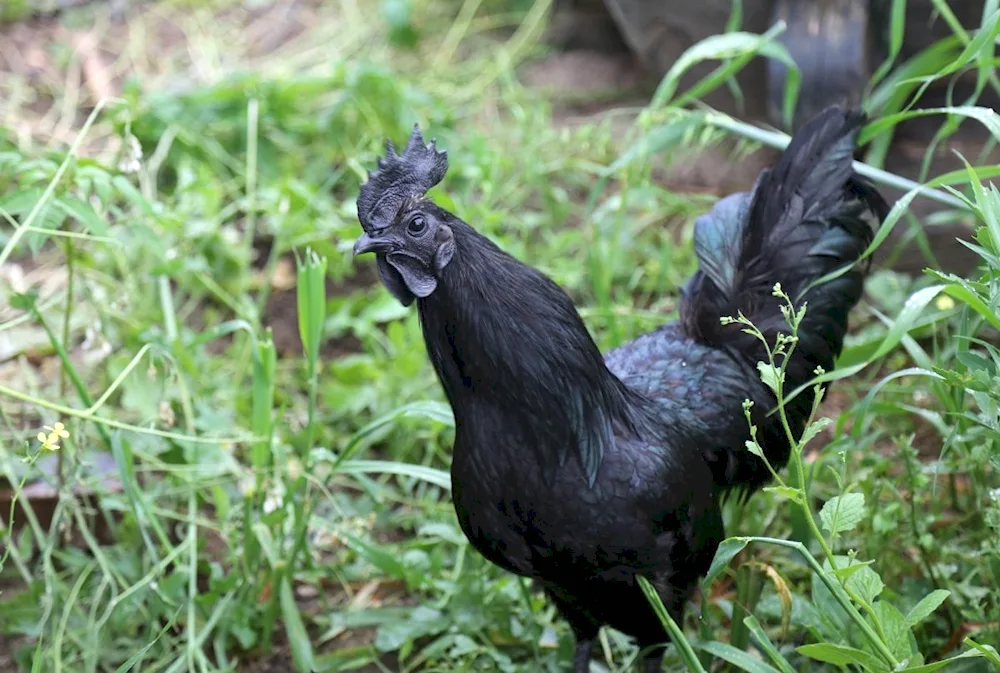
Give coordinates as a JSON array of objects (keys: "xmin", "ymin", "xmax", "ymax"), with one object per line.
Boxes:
[{"xmin": 0, "ymin": 0, "xmax": 998, "ymax": 672}]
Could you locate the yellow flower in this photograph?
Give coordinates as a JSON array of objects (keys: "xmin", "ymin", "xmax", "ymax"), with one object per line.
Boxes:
[
  {"xmin": 37, "ymin": 421, "xmax": 70, "ymax": 451},
  {"xmin": 935, "ymin": 295, "xmax": 955, "ymax": 311}
]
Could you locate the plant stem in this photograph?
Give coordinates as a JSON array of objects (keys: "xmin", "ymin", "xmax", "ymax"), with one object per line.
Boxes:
[
  {"xmin": 638, "ymin": 576, "xmax": 708, "ymax": 673},
  {"xmin": 158, "ymin": 275, "xmax": 195, "ymax": 433},
  {"xmin": 59, "ymin": 237, "xmax": 75, "ymax": 501},
  {"xmin": 33, "ymin": 307, "xmax": 113, "ymax": 450},
  {"xmin": 767, "ymin": 317, "xmax": 838, "ymax": 568},
  {"xmin": 747, "ymin": 537, "xmax": 900, "ymax": 668}
]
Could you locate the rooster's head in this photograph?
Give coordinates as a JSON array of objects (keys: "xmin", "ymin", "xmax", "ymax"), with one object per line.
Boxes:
[{"xmin": 353, "ymin": 124, "xmax": 455, "ymax": 306}]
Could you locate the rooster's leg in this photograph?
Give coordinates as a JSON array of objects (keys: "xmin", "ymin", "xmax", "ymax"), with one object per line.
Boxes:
[
  {"xmin": 572, "ymin": 638, "xmax": 595, "ymax": 673},
  {"xmin": 540, "ymin": 583, "xmax": 600, "ymax": 672},
  {"xmin": 768, "ymin": 0, "xmax": 872, "ymax": 129},
  {"xmin": 641, "ymin": 651, "xmax": 663, "ymax": 673}
]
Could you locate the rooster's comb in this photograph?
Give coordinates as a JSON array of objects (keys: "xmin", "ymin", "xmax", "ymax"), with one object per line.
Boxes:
[{"xmin": 357, "ymin": 124, "xmax": 448, "ymax": 233}]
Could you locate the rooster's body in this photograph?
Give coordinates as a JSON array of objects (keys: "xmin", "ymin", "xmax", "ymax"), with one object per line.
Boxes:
[{"xmin": 352, "ymin": 107, "xmax": 889, "ymax": 671}]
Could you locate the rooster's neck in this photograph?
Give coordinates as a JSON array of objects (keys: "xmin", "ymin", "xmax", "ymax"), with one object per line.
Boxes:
[{"xmin": 415, "ymin": 225, "xmax": 649, "ymax": 482}]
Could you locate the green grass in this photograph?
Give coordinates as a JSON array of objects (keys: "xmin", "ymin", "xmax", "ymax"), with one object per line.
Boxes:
[{"xmin": 0, "ymin": 0, "xmax": 999, "ymax": 671}]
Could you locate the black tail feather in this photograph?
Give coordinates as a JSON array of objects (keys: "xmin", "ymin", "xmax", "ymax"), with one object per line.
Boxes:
[{"xmin": 680, "ymin": 106, "xmax": 890, "ymax": 493}]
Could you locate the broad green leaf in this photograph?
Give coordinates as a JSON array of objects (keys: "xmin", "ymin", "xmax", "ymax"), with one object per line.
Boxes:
[
  {"xmin": 702, "ymin": 537, "xmax": 750, "ymax": 590},
  {"xmin": 796, "ymin": 643, "xmax": 889, "ymax": 672},
  {"xmin": 811, "ymin": 571, "xmax": 849, "ymax": 637},
  {"xmin": 372, "ymin": 606, "xmax": 449, "ymax": 652},
  {"xmin": 845, "ymin": 564, "xmax": 885, "ymax": 607},
  {"xmin": 0, "ymin": 187, "xmax": 46, "ymax": 218},
  {"xmin": 956, "ymin": 351, "xmax": 996, "ymax": 376},
  {"xmin": 904, "ymin": 589, "xmax": 951, "ymax": 627},
  {"xmin": 965, "ymin": 638, "xmax": 1000, "ymax": 666},
  {"xmin": 871, "ymin": 601, "xmax": 913, "ymax": 660},
  {"xmin": 819, "ymin": 493, "xmax": 866, "ymax": 535}
]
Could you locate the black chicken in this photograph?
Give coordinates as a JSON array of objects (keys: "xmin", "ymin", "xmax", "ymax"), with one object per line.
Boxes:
[{"xmin": 351, "ymin": 106, "xmax": 889, "ymax": 672}]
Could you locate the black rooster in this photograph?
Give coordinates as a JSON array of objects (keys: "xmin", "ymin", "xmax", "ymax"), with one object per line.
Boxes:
[{"xmin": 352, "ymin": 107, "xmax": 888, "ymax": 672}]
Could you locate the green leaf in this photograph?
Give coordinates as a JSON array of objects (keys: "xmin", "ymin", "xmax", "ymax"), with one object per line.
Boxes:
[
  {"xmin": 113, "ymin": 609, "xmax": 180, "ymax": 672},
  {"xmin": 798, "ymin": 417, "xmax": 831, "ymax": 447},
  {"xmin": 638, "ymin": 576, "xmax": 708, "ymax": 673},
  {"xmin": 250, "ymin": 335, "xmax": 276, "ymax": 471},
  {"xmin": 341, "ymin": 533, "xmax": 408, "ymax": 580},
  {"xmin": 280, "ymin": 577, "xmax": 316, "ymax": 673},
  {"xmin": 784, "ymin": 283, "xmax": 949, "ymax": 406},
  {"xmin": 810, "ymin": 570, "xmax": 849, "ymax": 636},
  {"xmin": 796, "ymin": 643, "xmax": 889, "ymax": 672},
  {"xmin": 819, "ymin": 492, "xmax": 866, "ymax": 535},
  {"xmin": 901, "ymin": 649, "xmax": 988, "ymax": 673},
  {"xmin": 861, "ymin": 106, "xmax": 1000, "ymax": 146},
  {"xmin": 372, "ymin": 606, "xmax": 449, "ymax": 652},
  {"xmin": 845, "ymin": 564, "xmax": 885, "ymax": 607},
  {"xmin": 762, "ymin": 486, "xmax": 804, "ymax": 504},
  {"xmin": 956, "ymin": 351, "xmax": 996, "ymax": 376},
  {"xmin": 252, "ymin": 523, "xmax": 281, "ymax": 569},
  {"xmin": 694, "ymin": 641, "xmax": 782, "ymax": 673},
  {"xmin": 53, "ymin": 194, "xmax": 109, "ymax": 234},
  {"xmin": 756, "ymin": 362, "xmax": 784, "ymax": 394},
  {"xmin": 335, "ymin": 400, "xmax": 455, "ymax": 467},
  {"xmin": 871, "ymin": 601, "xmax": 913, "ymax": 660},
  {"xmin": 904, "ymin": 589, "xmax": 951, "ymax": 627},
  {"xmin": 296, "ymin": 247, "xmax": 328, "ymax": 366},
  {"xmin": 650, "ymin": 24, "xmax": 792, "ymax": 110},
  {"xmin": 745, "ymin": 439, "xmax": 765, "ymax": 459},
  {"xmin": 924, "ymin": 272, "xmax": 1000, "ymax": 331},
  {"xmin": 606, "ymin": 112, "xmax": 707, "ymax": 174},
  {"xmin": 742, "ymin": 615, "xmax": 796, "ymax": 673},
  {"xmin": 335, "ymin": 459, "xmax": 451, "ymax": 490},
  {"xmin": 827, "ymin": 557, "xmax": 874, "ymax": 583},
  {"xmin": 0, "ymin": 187, "xmax": 45, "ymax": 218},
  {"xmin": 702, "ymin": 537, "xmax": 749, "ymax": 590}
]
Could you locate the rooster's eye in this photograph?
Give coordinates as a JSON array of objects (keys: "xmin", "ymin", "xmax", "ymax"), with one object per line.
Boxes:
[{"xmin": 407, "ymin": 216, "xmax": 427, "ymax": 236}]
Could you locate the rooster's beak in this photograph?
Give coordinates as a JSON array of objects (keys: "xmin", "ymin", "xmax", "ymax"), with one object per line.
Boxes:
[{"xmin": 353, "ymin": 232, "xmax": 389, "ymax": 257}]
